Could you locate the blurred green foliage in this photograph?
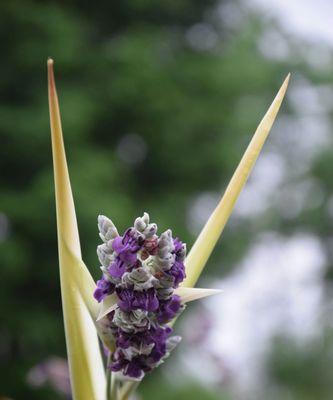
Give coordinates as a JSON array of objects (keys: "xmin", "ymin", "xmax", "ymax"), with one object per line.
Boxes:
[
  {"xmin": 269, "ymin": 332, "xmax": 333, "ymax": 400},
  {"xmin": 1, "ymin": 1, "xmax": 333, "ymax": 399}
]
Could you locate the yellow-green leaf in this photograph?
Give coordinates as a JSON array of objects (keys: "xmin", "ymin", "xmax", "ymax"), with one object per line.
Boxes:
[
  {"xmin": 97, "ymin": 294, "xmax": 118, "ymax": 321},
  {"xmin": 48, "ymin": 58, "xmax": 106, "ymax": 400},
  {"xmin": 175, "ymin": 287, "xmax": 222, "ymax": 303},
  {"xmin": 182, "ymin": 74, "xmax": 290, "ymax": 288}
]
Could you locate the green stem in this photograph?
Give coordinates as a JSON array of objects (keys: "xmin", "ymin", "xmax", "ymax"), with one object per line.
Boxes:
[
  {"xmin": 119, "ymin": 381, "xmax": 139, "ymax": 400},
  {"xmin": 110, "ymin": 373, "xmax": 119, "ymax": 400},
  {"xmin": 106, "ymin": 353, "xmax": 119, "ymax": 400},
  {"xmin": 106, "ymin": 354, "xmax": 112, "ymax": 399}
]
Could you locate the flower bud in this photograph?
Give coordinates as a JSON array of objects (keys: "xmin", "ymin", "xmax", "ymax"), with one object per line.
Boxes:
[
  {"xmin": 156, "ymin": 287, "xmax": 174, "ymax": 300},
  {"xmin": 113, "ymin": 309, "xmax": 150, "ymax": 333},
  {"xmin": 97, "ymin": 243, "xmax": 114, "ymax": 267},
  {"xmin": 134, "ymin": 212, "xmax": 150, "ymax": 232},
  {"xmin": 178, "ymin": 243, "xmax": 186, "ymax": 261},
  {"xmin": 142, "ymin": 223, "xmax": 157, "ymax": 238},
  {"xmin": 98, "ymin": 215, "xmax": 118, "ymax": 242},
  {"xmin": 122, "ymin": 267, "xmax": 158, "ymax": 291},
  {"xmin": 155, "ymin": 254, "xmax": 175, "ymax": 271},
  {"xmin": 122, "ymin": 343, "xmax": 155, "ymax": 359}
]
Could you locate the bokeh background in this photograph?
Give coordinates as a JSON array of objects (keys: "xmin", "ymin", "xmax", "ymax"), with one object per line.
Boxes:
[{"xmin": 1, "ymin": 1, "xmax": 333, "ymax": 399}]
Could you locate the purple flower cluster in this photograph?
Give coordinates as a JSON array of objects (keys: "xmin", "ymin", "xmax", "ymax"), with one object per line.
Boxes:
[{"xmin": 94, "ymin": 213, "xmax": 186, "ymax": 380}]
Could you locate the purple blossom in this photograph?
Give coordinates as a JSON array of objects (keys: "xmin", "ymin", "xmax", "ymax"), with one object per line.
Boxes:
[
  {"xmin": 166, "ymin": 260, "xmax": 186, "ymax": 288},
  {"xmin": 173, "ymin": 238, "xmax": 183, "ymax": 253},
  {"xmin": 93, "ymin": 277, "xmax": 115, "ymax": 302},
  {"xmin": 108, "ymin": 229, "xmax": 145, "ymax": 279},
  {"xmin": 115, "ymin": 326, "xmax": 172, "ymax": 351},
  {"xmin": 168, "ymin": 238, "xmax": 186, "ymax": 287},
  {"xmin": 110, "ymin": 326, "xmax": 173, "ymax": 378},
  {"xmin": 146, "ymin": 326, "xmax": 171, "ymax": 363},
  {"xmin": 110, "ymin": 351, "xmax": 147, "ymax": 379},
  {"xmin": 125, "ymin": 358, "xmax": 147, "ymax": 378},
  {"xmin": 109, "ymin": 349, "xmax": 129, "ymax": 374},
  {"xmin": 112, "ymin": 229, "xmax": 143, "ymax": 263},
  {"xmin": 108, "ymin": 258, "xmax": 126, "ymax": 278},
  {"xmin": 116, "ymin": 288, "xmax": 159, "ymax": 312},
  {"xmin": 94, "ymin": 214, "xmax": 187, "ymax": 380},
  {"xmin": 157, "ymin": 295, "xmax": 182, "ymax": 324}
]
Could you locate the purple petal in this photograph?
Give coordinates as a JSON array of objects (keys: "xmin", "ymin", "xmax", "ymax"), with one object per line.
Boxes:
[
  {"xmin": 93, "ymin": 278, "xmax": 115, "ymax": 302},
  {"xmin": 112, "ymin": 236, "xmax": 123, "ymax": 253},
  {"xmin": 125, "ymin": 359, "xmax": 143, "ymax": 379},
  {"xmin": 157, "ymin": 295, "xmax": 182, "ymax": 323},
  {"xmin": 109, "ymin": 259, "xmax": 126, "ymax": 278}
]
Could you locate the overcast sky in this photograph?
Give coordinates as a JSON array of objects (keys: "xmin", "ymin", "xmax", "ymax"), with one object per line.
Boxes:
[{"xmin": 247, "ymin": 0, "xmax": 333, "ymax": 46}]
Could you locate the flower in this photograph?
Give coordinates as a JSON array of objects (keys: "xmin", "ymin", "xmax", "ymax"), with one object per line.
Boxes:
[
  {"xmin": 116, "ymin": 287, "xmax": 159, "ymax": 312},
  {"xmin": 94, "ymin": 213, "xmax": 186, "ymax": 380},
  {"xmin": 109, "ymin": 325, "xmax": 180, "ymax": 380},
  {"xmin": 93, "ymin": 277, "xmax": 115, "ymax": 303},
  {"xmin": 157, "ymin": 295, "xmax": 182, "ymax": 324}
]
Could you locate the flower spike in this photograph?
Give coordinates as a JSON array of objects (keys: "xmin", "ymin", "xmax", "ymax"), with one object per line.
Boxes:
[
  {"xmin": 182, "ymin": 74, "xmax": 290, "ymax": 288},
  {"xmin": 93, "ymin": 213, "xmax": 189, "ymax": 381},
  {"xmin": 48, "ymin": 59, "xmax": 106, "ymax": 400}
]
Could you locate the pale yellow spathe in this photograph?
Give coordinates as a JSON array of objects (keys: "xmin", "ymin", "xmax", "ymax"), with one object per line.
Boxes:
[
  {"xmin": 48, "ymin": 59, "xmax": 106, "ymax": 400},
  {"xmin": 182, "ymin": 74, "xmax": 290, "ymax": 288}
]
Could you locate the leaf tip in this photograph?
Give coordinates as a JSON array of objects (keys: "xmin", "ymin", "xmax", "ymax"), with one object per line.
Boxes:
[
  {"xmin": 279, "ymin": 73, "xmax": 291, "ymax": 97},
  {"xmin": 47, "ymin": 57, "xmax": 55, "ymax": 84},
  {"xmin": 47, "ymin": 58, "xmax": 54, "ymax": 75}
]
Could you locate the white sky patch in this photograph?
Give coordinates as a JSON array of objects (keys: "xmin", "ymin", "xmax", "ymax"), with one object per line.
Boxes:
[
  {"xmin": 257, "ymin": 27, "xmax": 291, "ymax": 61},
  {"xmin": 246, "ymin": 0, "xmax": 333, "ymax": 46},
  {"xmin": 289, "ymin": 79, "xmax": 333, "ymax": 115},
  {"xmin": 233, "ymin": 152, "xmax": 286, "ymax": 218},
  {"xmin": 272, "ymin": 114, "xmax": 332, "ymax": 174},
  {"xmin": 187, "ymin": 191, "xmax": 221, "ymax": 235}
]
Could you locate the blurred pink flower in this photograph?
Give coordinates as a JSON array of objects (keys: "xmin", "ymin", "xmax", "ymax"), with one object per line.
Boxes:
[{"xmin": 27, "ymin": 357, "xmax": 71, "ymax": 396}]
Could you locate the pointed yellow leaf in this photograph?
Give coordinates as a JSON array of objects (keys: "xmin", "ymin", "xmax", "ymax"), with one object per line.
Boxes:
[
  {"xmin": 182, "ymin": 74, "xmax": 290, "ymax": 288},
  {"xmin": 175, "ymin": 287, "xmax": 222, "ymax": 303},
  {"xmin": 97, "ymin": 293, "xmax": 118, "ymax": 321},
  {"xmin": 48, "ymin": 58, "xmax": 106, "ymax": 400}
]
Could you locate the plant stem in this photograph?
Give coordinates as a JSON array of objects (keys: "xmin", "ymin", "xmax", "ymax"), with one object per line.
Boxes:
[
  {"xmin": 106, "ymin": 353, "xmax": 120, "ymax": 400},
  {"xmin": 119, "ymin": 381, "xmax": 139, "ymax": 400},
  {"xmin": 110, "ymin": 373, "xmax": 119, "ymax": 400}
]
